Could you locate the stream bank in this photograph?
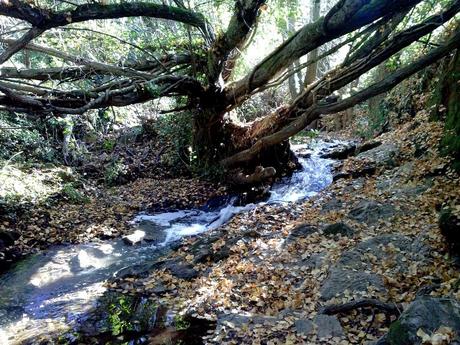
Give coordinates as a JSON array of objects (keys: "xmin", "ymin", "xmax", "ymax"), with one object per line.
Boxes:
[
  {"xmin": 102, "ymin": 112, "xmax": 460, "ymax": 344},
  {"xmin": 0, "ymin": 110, "xmax": 459, "ymax": 344}
]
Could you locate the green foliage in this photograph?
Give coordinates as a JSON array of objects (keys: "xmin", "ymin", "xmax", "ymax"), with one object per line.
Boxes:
[
  {"xmin": 174, "ymin": 315, "xmax": 191, "ymax": 331},
  {"xmin": 103, "ymin": 139, "xmax": 117, "ymax": 152},
  {"xmin": 61, "ymin": 183, "xmax": 89, "ymax": 204},
  {"xmin": 104, "ymin": 159, "xmax": 128, "ymax": 186},
  {"xmin": 108, "ymin": 297, "xmax": 134, "ymax": 336},
  {"xmin": 147, "ymin": 112, "xmax": 193, "ymax": 174},
  {"xmin": 0, "ymin": 112, "xmax": 57, "ymax": 163}
]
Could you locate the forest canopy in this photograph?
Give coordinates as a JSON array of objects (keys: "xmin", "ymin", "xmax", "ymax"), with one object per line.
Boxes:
[{"xmin": 0, "ymin": 0, "xmax": 459, "ymax": 179}]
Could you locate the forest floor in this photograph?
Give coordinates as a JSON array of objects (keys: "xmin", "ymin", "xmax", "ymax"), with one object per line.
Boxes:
[
  {"xmin": 0, "ymin": 153, "xmax": 225, "ymax": 271},
  {"xmin": 103, "ymin": 111, "xmax": 460, "ymax": 344},
  {"xmin": 1, "ymin": 110, "xmax": 460, "ymax": 344}
]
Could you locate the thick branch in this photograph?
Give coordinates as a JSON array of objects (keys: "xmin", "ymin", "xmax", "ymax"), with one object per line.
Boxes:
[
  {"xmin": 321, "ymin": 299, "xmax": 402, "ymax": 316},
  {"xmin": 0, "ymin": 2, "xmax": 214, "ymax": 63},
  {"xmin": 207, "ymin": 0, "xmax": 265, "ymax": 84},
  {"xmin": 226, "ymin": 0, "xmax": 423, "ymax": 104},
  {"xmin": 221, "ymin": 27, "xmax": 460, "ymax": 168}
]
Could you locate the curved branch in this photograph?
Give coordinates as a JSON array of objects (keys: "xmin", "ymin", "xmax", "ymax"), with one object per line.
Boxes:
[
  {"xmin": 0, "ymin": 1, "xmax": 214, "ymax": 63},
  {"xmin": 221, "ymin": 27, "xmax": 460, "ymax": 168},
  {"xmin": 225, "ymin": 0, "xmax": 423, "ymax": 104}
]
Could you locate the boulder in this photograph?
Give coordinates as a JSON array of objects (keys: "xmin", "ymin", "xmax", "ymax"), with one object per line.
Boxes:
[
  {"xmin": 294, "ymin": 315, "xmax": 344, "ymax": 339},
  {"xmin": 319, "ymin": 142, "xmax": 357, "ymax": 160},
  {"xmin": 356, "ymin": 143, "xmax": 399, "ymax": 167},
  {"xmin": 337, "ymin": 234, "xmax": 430, "ymax": 272},
  {"xmin": 356, "ymin": 140, "xmax": 382, "ymax": 154},
  {"xmin": 386, "ymin": 296, "xmax": 460, "ymax": 345},
  {"xmin": 151, "ymin": 259, "xmax": 199, "ymax": 280},
  {"xmin": 320, "ymin": 268, "xmax": 387, "ymax": 301},
  {"xmin": 315, "ymin": 314, "xmax": 344, "ymax": 339},
  {"xmin": 286, "ymin": 224, "xmax": 318, "ymax": 243},
  {"xmin": 323, "ymin": 223, "xmax": 354, "ymax": 238},
  {"xmin": 348, "ymin": 200, "xmax": 396, "ymax": 224}
]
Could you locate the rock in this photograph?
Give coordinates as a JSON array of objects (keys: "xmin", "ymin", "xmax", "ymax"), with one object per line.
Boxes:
[
  {"xmin": 79, "ymin": 291, "xmax": 161, "ymax": 337},
  {"xmin": 216, "ymin": 312, "xmax": 279, "ymax": 334},
  {"xmin": 286, "ymin": 224, "xmax": 318, "ymax": 243},
  {"xmin": 356, "ymin": 143, "xmax": 399, "ymax": 167},
  {"xmin": 190, "ymin": 234, "xmax": 238, "ymax": 264},
  {"xmin": 348, "ymin": 200, "xmax": 396, "ymax": 224},
  {"xmin": 300, "ymin": 253, "xmax": 326, "ymax": 269},
  {"xmin": 320, "ymin": 268, "xmax": 387, "ymax": 301},
  {"xmin": 333, "ymin": 164, "xmax": 376, "ymax": 181},
  {"xmin": 321, "ymin": 198, "xmax": 343, "ymax": 214},
  {"xmin": 439, "ymin": 206, "xmax": 460, "ymax": 254},
  {"xmin": 294, "ymin": 315, "xmax": 344, "ymax": 338},
  {"xmin": 151, "ymin": 259, "xmax": 199, "ymax": 280},
  {"xmin": 294, "ymin": 319, "xmax": 314, "ymax": 335},
  {"xmin": 337, "ymin": 234, "xmax": 430, "ymax": 271},
  {"xmin": 0, "ymin": 230, "xmax": 20, "ymax": 247},
  {"xmin": 315, "ymin": 315, "xmax": 344, "ymax": 339},
  {"xmin": 356, "ymin": 140, "xmax": 382, "ymax": 154},
  {"xmin": 122, "ymin": 229, "xmax": 145, "ymax": 245},
  {"xmin": 319, "ymin": 142, "xmax": 357, "ymax": 160},
  {"xmin": 323, "ymin": 223, "xmax": 354, "ymax": 238},
  {"xmin": 386, "ymin": 296, "xmax": 460, "ymax": 345}
]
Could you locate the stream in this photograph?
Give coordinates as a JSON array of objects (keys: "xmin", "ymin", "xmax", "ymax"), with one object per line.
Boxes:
[{"xmin": 0, "ymin": 140, "xmax": 337, "ymax": 344}]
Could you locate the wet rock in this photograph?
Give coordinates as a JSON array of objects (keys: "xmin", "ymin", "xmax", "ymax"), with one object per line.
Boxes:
[
  {"xmin": 356, "ymin": 140, "xmax": 382, "ymax": 154},
  {"xmin": 320, "ymin": 268, "xmax": 386, "ymax": 301},
  {"xmin": 151, "ymin": 259, "xmax": 199, "ymax": 280},
  {"xmin": 80, "ymin": 291, "xmax": 161, "ymax": 337},
  {"xmin": 0, "ymin": 230, "xmax": 20, "ymax": 247},
  {"xmin": 122, "ymin": 230, "xmax": 145, "ymax": 245},
  {"xmin": 386, "ymin": 296, "xmax": 460, "ymax": 345},
  {"xmin": 286, "ymin": 224, "xmax": 318, "ymax": 243},
  {"xmin": 356, "ymin": 143, "xmax": 399, "ymax": 167},
  {"xmin": 439, "ymin": 206, "xmax": 460, "ymax": 254},
  {"xmin": 323, "ymin": 222, "xmax": 354, "ymax": 238},
  {"xmin": 190, "ymin": 234, "xmax": 239, "ymax": 264},
  {"xmin": 319, "ymin": 142, "xmax": 357, "ymax": 160},
  {"xmin": 333, "ymin": 164, "xmax": 376, "ymax": 181},
  {"xmin": 348, "ymin": 200, "xmax": 396, "ymax": 224},
  {"xmin": 315, "ymin": 315, "xmax": 344, "ymax": 339}
]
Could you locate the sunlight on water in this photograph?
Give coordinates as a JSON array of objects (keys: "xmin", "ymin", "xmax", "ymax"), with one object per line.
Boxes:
[{"xmin": 0, "ymin": 140, "xmax": 339, "ymax": 344}]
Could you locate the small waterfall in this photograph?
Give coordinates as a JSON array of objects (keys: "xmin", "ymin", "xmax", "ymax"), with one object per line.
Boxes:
[{"xmin": 0, "ymin": 139, "xmax": 337, "ymax": 344}]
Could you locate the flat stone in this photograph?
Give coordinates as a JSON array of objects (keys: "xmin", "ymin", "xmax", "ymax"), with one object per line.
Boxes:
[
  {"xmin": 337, "ymin": 234, "xmax": 430, "ymax": 272},
  {"xmin": 315, "ymin": 314, "xmax": 344, "ymax": 339},
  {"xmin": 122, "ymin": 230, "xmax": 145, "ymax": 245},
  {"xmin": 319, "ymin": 142, "xmax": 357, "ymax": 160},
  {"xmin": 386, "ymin": 296, "xmax": 460, "ymax": 345},
  {"xmin": 286, "ymin": 224, "xmax": 318, "ymax": 243},
  {"xmin": 320, "ymin": 268, "xmax": 386, "ymax": 301},
  {"xmin": 356, "ymin": 143, "xmax": 399, "ymax": 167},
  {"xmin": 348, "ymin": 200, "xmax": 396, "ymax": 224},
  {"xmin": 294, "ymin": 319, "xmax": 314, "ymax": 335}
]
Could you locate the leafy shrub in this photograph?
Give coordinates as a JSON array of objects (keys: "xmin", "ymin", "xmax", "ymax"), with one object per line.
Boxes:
[
  {"xmin": 144, "ymin": 112, "xmax": 193, "ymax": 174},
  {"xmin": 61, "ymin": 183, "xmax": 89, "ymax": 204},
  {"xmin": 0, "ymin": 112, "xmax": 57, "ymax": 162},
  {"xmin": 104, "ymin": 159, "xmax": 128, "ymax": 186}
]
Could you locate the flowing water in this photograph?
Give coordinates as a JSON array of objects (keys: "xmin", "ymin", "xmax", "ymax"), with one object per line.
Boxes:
[{"xmin": 0, "ymin": 140, "xmax": 337, "ymax": 344}]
